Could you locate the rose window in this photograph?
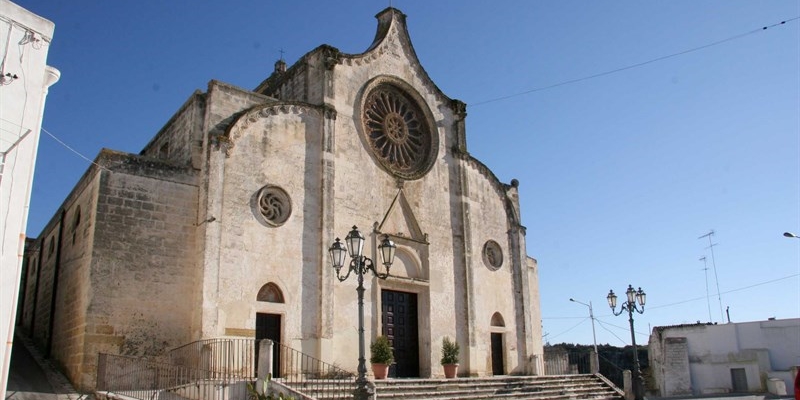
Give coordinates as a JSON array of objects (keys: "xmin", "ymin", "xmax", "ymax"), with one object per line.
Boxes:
[{"xmin": 362, "ymin": 84, "xmax": 434, "ymax": 179}]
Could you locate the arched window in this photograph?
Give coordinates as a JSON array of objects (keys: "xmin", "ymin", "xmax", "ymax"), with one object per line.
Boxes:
[
  {"xmin": 257, "ymin": 283, "xmax": 284, "ymax": 303},
  {"xmin": 491, "ymin": 312, "xmax": 505, "ymax": 327},
  {"xmin": 47, "ymin": 237, "xmax": 55, "ymax": 258},
  {"xmin": 72, "ymin": 206, "xmax": 82, "ymax": 244}
]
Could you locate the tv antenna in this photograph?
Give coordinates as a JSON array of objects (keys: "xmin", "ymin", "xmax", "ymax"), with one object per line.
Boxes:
[
  {"xmin": 699, "ymin": 256, "xmax": 713, "ymax": 323},
  {"xmin": 698, "ymin": 230, "xmax": 724, "ymax": 321}
]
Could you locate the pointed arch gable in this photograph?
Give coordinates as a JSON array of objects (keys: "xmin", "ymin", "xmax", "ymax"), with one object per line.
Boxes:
[
  {"xmin": 491, "ymin": 312, "xmax": 505, "ymax": 327},
  {"xmin": 257, "ymin": 282, "xmax": 284, "ymax": 303}
]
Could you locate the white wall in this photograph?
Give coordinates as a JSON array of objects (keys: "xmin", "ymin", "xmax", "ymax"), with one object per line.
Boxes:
[
  {"xmin": 652, "ymin": 319, "xmax": 800, "ymax": 396},
  {"xmin": 0, "ymin": 1, "xmax": 59, "ymax": 398}
]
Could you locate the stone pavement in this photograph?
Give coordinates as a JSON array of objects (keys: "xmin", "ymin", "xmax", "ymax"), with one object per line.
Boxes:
[{"xmin": 4, "ymin": 333, "xmax": 83, "ymax": 400}]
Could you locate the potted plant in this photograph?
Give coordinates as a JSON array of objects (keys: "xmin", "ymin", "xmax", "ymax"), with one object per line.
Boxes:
[
  {"xmin": 370, "ymin": 335, "xmax": 394, "ymax": 379},
  {"xmin": 441, "ymin": 336, "xmax": 459, "ymax": 378}
]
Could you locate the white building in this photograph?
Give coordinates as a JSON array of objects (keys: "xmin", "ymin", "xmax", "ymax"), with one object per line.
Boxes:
[
  {"xmin": 0, "ymin": 1, "xmax": 60, "ymax": 398},
  {"xmin": 648, "ymin": 318, "xmax": 800, "ymax": 397}
]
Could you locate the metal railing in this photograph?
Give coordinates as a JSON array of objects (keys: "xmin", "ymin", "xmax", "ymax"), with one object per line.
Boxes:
[
  {"xmin": 169, "ymin": 338, "xmax": 257, "ymax": 379},
  {"xmin": 598, "ymin": 352, "xmax": 626, "ymax": 390},
  {"xmin": 543, "ymin": 348, "xmax": 592, "ymax": 375},
  {"xmin": 98, "ymin": 338, "xmax": 358, "ymax": 400},
  {"xmin": 269, "ymin": 340, "xmax": 357, "ymax": 399},
  {"xmin": 97, "ymin": 353, "xmax": 250, "ymax": 400}
]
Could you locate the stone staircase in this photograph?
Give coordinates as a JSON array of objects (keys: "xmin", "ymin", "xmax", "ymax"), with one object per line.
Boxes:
[{"xmin": 288, "ymin": 374, "xmax": 623, "ymax": 400}]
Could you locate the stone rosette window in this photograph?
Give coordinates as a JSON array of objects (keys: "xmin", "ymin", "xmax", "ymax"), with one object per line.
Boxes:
[
  {"xmin": 483, "ymin": 240, "xmax": 503, "ymax": 271},
  {"xmin": 255, "ymin": 185, "xmax": 292, "ymax": 227},
  {"xmin": 360, "ymin": 79, "xmax": 437, "ymax": 180}
]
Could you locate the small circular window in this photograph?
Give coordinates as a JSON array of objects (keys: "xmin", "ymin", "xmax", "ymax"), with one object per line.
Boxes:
[
  {"xmin": 483, "ymin": 240, "xmax": 503, "ymax": 271},
  {"xmin": 255, "ymin": 185, "xmax": 291, "ymax": 226}
]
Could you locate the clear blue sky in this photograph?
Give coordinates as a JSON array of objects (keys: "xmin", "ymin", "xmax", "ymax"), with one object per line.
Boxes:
[{"xmin": 19, "ymin": 1, "xmax": 799, "ymax": 348}]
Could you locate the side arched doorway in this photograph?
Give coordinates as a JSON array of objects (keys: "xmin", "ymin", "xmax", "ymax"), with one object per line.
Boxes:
[
  {"xmin": 490, "ymin": 312, "xmax": 506, "ymax": 375},
  {"xmin": 255, "ymin": 283, "xmax": 284, "ymax": 377}
]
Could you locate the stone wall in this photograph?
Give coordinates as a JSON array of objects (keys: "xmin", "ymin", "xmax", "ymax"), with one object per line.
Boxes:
[
  {"xmin": 48, "ymin": 167, "xmax": 100, "ymax": 389},
  {"xmin": 32, "ymin": 226, "xmax": 59, "ymax": 350},
  {"xmin": 76, "ymin": 151, "xmax": 199, "ymax": 390},
  {"xmin": 140, "ymin": 92, "xmax": 206, "ymax": 168},
  {"xmin": 19, "ymin": 241, "xmax": 39, "ymax": 333}
]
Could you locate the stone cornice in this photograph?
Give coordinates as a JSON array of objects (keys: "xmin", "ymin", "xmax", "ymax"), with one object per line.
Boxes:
[
  {"xmin": 455, "ymin": 151, "xmax": 524, "ymax": 228},
  {"xmin": 32, "ymin": 149, "xmax": 198, "ymax": 239}
]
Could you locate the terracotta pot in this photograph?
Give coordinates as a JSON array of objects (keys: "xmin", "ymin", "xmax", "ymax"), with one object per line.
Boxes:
[
  {"xmin": 372, "ymin": 363, "xmax": 390, "ymax": 379},
  {"xmin": 443, "ymin": 363, "xmax": 458, "ymax": 378}
]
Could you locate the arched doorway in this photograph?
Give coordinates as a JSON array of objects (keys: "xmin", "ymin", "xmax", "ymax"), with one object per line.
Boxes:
[
  {"xmin": 256, "ymin": 283, "xmax": 284, "ymax": 377},
  {"xmin": 490, "ymin": 312, "xmax": 505, "ymax": 375}
]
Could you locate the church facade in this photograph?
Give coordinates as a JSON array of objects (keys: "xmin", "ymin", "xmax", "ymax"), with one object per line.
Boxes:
[{"xmin": 19, "ymin": 8, "xmax": 543, "ymax": 391}]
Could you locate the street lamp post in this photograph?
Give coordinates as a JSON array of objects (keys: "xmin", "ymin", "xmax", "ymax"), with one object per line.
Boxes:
[
  {"xmin": 607, "ymin": 285, "xmax": 646, "ymax": 400},
  {"xmin": 328, "ymin": 226, "xmax": 396, "ymax": 400},
  {"xmin": 783, "ymin": 232, "xmax": 800, "ymax": 239},
  {"xmin": 569, "ymin": 298, "xmax": 599, "ymax": 373}
]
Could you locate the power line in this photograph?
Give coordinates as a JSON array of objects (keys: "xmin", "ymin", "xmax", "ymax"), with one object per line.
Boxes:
[
  {"xmin": 546, "ymin": 317, "xmax": 589, "ymax": 341},
  {"xmin": 647, "ymin": 273, "xmax": 799, "ymax": 310},
  {"xmin": 550, "ymin": 273, "xmax": 798, "ymax": 342},
  {"xmin": 594, "ymin": 319, "xmax": 630, "ymax": 346},
  {"xmin": 41, "ymin": 127, "xmax": 109, "ymax": 171},
  {"xmin": 471, "ymin": 17, "xmax": 799, "ymax": 107},
  {"xmin": 0, "ymin": 117, "xmax": 110, "ymax": 171},
  {"xmin": 542, "ymin": 316, "xmax": 587, "ymax": 320}
]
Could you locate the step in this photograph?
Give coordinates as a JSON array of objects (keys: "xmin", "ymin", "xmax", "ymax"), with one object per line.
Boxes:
[{"xmin": 289, "ymin": 374, "xmax": 622, "ymax": 400}]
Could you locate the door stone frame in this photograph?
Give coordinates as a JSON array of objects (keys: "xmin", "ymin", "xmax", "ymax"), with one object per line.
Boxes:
[{"xmin": 374, "ymin": 277, "xmax": 431, "ymax": 377}]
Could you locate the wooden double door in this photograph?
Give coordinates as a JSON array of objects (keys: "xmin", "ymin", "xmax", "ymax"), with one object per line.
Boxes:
[{"xmin": 381, "ymin": 289, "xmax": 419, "ymax": 378}]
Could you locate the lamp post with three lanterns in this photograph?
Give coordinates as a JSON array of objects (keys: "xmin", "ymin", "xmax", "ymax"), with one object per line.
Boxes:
[
  {"xmin": 607, "ymin": 285, "xmax": 646, "ymax": 400},
  {"xmin": 328, "ymin": 226, "xmax": 396, "ymax": 400}
]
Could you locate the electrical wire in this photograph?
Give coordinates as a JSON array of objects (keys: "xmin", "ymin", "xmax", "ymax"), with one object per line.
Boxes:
[
  {"xmin": 546, "ymin": 317, "xmax": 589, "ymax": 342},
  {"xmin": 594, "ymin": 319, "xmax": 630, "ymax": 346},
  {"xmin": 646, "ymin": 273, "xmax": 799, "ymax": 310},
  {"xmin": 41, "ymin": 127, "xmax": 110, "ymax": 172},
  {"xmin": 471, "ymin": 17, "xmax": 799, "ymax": 107},
  {"xmin": 548, "ymin": 273, "xmax": 798, "ymax": 344},
  {"xmin": 0, "ymin": 118, "xmax": 110, "ymax": 172}
]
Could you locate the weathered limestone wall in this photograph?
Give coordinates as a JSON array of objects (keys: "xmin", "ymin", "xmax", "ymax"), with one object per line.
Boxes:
[
  {"xmin": 195, "ymin": 81, "xmax": 279, "ymax": 341},
  {"xmin": 525, "ymin": 255, "xmax": 543, "ymax": 374},
  {"xmin": 140, "ymin": 92, "xmax": 206, "ymax": 168},
  {"xmin": 80, "ymin": 151, "xmax": 199, "ymax": 390},
  {"xmin": 31, "ymin": 226, "xmax": 60, "ymax": 350},
  {"xmin": 462, "ymin": 159, "xmax": 521, "ymax": 375},
  {"xmin": 204, "ymin": 81, "xmax": 272, "ymax": 138},
  {"xmin": 48, "ymin": 167, "xmax": 101, "ymax": 389},
  {"xmin": 19, "ymin": 242, "xmax": 39, "ymax": 333},
  {"xmin": 211, "ymin": 104, "xmax": 325, "ymax": 351}
]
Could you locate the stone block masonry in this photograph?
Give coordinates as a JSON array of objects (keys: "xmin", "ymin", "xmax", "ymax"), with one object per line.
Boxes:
[{"xmin": 79, "ymin": 151, "xmax": 199, "ymax": 391}]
